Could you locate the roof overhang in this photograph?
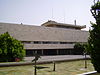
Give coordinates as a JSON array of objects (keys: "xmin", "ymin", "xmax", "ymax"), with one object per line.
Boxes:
[{"xmin": 42, "ymin": 20, "xmax": 86, "ymax": 29}]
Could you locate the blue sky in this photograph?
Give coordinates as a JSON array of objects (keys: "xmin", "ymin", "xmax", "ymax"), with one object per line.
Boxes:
[{"xmin": 0, "ymin": 0, "xmax": 95, "ymax": 30}]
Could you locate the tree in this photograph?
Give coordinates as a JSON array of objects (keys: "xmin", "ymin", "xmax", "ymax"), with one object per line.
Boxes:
[
  {"xmin": 0, "ymin": 32, "xmax": 25, "ymax": 62},
  {"xmin": 74, "ymin": 43, "xmax": 85, "ymax": 55},
  {"xmin": 32, "ymin": 52, "xmax": 41, "ymax": 75},
  {"xmin": 87, "ymin": 1, "xmax": 100, "ymax": 72}
]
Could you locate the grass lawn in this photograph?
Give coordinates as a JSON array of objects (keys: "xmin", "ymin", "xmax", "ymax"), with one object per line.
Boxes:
[{"xmin": 0, "ymin": 60, "xmax": 95, "ymax": 75}]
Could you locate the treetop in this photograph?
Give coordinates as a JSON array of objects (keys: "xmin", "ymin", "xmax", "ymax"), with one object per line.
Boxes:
[{"xmin": 92, "ymin": 1, "xmax": 100, "ymax": 10}]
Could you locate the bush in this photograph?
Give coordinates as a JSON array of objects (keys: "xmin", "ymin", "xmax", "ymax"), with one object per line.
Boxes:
[
  {"xmin": 74, "ymin": 43, "xmax": 85, "ymax": 55},
  {"xmin": 0, "ymin": 32, "xmax": 25, "ymax": 62}
]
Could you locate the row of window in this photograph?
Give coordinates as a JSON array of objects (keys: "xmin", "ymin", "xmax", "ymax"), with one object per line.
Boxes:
[{"xmin": 22, "ymin": 41, "xmax": 75, "ymax": 44}]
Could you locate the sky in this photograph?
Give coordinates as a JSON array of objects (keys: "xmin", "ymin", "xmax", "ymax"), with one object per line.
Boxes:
[{"xmin": 0, "ymin": 0, "xmax": 96, "ymax": 30}]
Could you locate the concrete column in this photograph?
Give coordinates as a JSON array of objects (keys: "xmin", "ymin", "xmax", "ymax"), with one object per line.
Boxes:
[
  {"xmin": 57, "ymin": 50, "xmax": 59, "ymax": 55},
  {"xmin": 42, "ymin": 50, "xmax": 44, "ymax": 55},
  {"xmin": 35, "ymin": 50, "xmax": 37, "ymax": 54},
  {"xmin": 70, "ymin": 50, "xmax": 71, "ymax": 55}
]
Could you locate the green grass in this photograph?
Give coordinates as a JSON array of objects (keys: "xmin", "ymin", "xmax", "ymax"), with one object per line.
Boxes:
[
  {"xmin": 0, "ymin": 65, "xmax": 33, "ymax": 75},
  {"xmin": 0, "ymin": 60, "xmax": 95, "ymax": 75}
]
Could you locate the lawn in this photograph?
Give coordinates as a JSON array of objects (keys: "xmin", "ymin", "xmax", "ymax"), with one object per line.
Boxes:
[{"xmin": 0, "ymin": 60, "xmax": 95, "ymax": 75}]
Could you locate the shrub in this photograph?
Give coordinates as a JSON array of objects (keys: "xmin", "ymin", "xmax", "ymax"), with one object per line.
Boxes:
[
  {"xmin": 74, "ymin": 43, "xmax": 85, "ymax": 55},
  {"xmin": 0, "ymin": 32, "xmax": 25, "ymax": 62}
]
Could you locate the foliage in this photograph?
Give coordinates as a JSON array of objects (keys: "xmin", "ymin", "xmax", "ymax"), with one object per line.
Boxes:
[
  {"xmin": 0, "ymin": 32, "xmax": 25, "ymax": 62},
  {"xmin": 87, "ymin": 1, "xmax": 100, "ymax": 73},
  {"xmin": 74, "ymin": 43, "xmax": 85, "ymax": 55},
  {"xmin": 91, "ymin": 1, "xmax": 100, "ymax": 10}
]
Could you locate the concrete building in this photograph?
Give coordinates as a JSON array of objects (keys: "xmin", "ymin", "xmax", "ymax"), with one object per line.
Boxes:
[{"xmin": 0, "ymin": 20, "xmax": 89, "ymax": 56}]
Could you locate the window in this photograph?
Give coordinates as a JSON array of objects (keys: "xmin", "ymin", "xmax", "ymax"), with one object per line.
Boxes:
[{"xmin": 22, "ymin": 41, "xmax": 76, "ymax": 44}]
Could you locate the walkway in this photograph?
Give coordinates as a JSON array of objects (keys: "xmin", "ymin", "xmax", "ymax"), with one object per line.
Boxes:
[
  {"xmin": 0, "ymin": 55, "xmax": 90, "ymax": 67},
  {"xmin": 24, "ymin": 55, "xmax": 90, "ymax": 62}
]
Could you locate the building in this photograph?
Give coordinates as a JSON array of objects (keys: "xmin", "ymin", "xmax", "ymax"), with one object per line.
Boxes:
[{"xmin": 0, "ymin": 20, "xmax": 89, "ymax": 56}]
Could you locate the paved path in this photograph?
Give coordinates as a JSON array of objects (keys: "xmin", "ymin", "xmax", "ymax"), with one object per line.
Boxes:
[
  {"xmin": 24, "ymin": 55, "xmax": 90, "ymax": 62},
  {"xmin": 0, "ymin": 55, "xmax": 90, "ymax": 67}
]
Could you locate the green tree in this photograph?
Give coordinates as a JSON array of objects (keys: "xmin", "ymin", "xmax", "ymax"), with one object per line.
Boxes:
[
  {"xmin": 87, "ymin": 1, "xmax": 100, "ymax": 72},
  {"xmin": 0, "ymin": 32, "xmax": 25, "ymax": 62},
  {"xmin": 74, "ymin": 43, "xmax": 85, "ymax": 55}
]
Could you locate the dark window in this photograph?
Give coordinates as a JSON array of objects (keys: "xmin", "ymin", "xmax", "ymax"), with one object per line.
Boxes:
[
  {"xmin": 22, "ymin": 41, "xmax": 76, "ymax": 44},
  {"xmin": 34, "ymin": 41, "xmax": 41, "ymax": 44},
  {"xmin": 21, "ymin": 41, "xmax": 31, "ymax": 44}
]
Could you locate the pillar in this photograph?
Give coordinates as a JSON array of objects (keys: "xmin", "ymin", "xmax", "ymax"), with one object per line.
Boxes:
[
  {"xmin": 42, "ymin": 50, "xmax": 44, "ymax": 55},
  {"xmin": 57, "ymin": 50, "xmax": 59, "ymax": 55}
]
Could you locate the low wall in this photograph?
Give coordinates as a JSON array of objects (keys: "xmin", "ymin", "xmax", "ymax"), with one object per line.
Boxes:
[{"xmin": 0, "ymin": 58, "xmax": 90, "ymax": 67}]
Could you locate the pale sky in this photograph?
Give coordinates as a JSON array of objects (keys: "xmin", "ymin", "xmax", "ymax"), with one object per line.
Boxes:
[{"xmin": 0, "ymin": 0, "xmax": 96, "ymax": 30}]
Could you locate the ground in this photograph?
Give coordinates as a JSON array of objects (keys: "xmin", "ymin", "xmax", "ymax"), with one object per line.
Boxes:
[{"xmin": 0, "ymin": 60, "xmax": 94, "ymax": 75}]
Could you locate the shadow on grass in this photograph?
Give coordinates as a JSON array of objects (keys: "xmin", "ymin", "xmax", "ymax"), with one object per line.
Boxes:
[
  {"xmin": 36, "ymin": 66, "xmax": 50, "ymax": 69},
  {"xmin": 47, "ymin": 70, "xmax": 56, "ymax": 72},
  {"xmin": 36, "ymin": 66, "xmax": 56, "ymax": 72}
]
